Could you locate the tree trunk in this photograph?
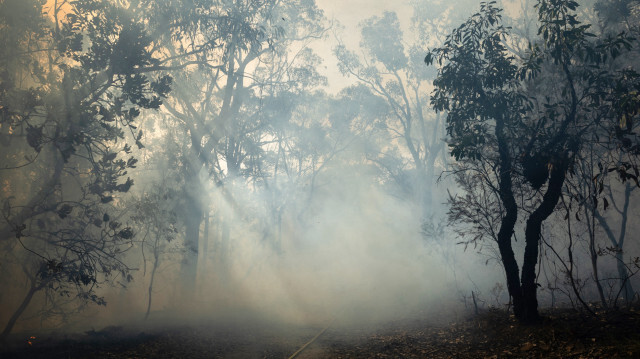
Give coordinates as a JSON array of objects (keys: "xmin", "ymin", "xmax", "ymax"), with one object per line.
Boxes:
[
  {"xmin": 1, "ymin": 281, "xmax": 40, "ymax": 342},
  {"xmin": 144, "ymin": 252, "xmax": 160, "ymax": 320},
  {"xmin": 586, "ymin": 205, "xmax": 607, "ymax": 308},
  {"xmin": 181, "ymin": 204, "xmax": 202, "ymax": 297},
  {"xmin": 595, "ymin": 182, "xmax": 635, "ymax": 305},
  {"xmin": 494, "ymin": 118, "xmax": 523, "ymax": 319},
  {"xmin": 422, "ymin": 149, "xmax": 439, "ymax": 216},
  {"xmin": 497, "ymin": 214, "xmax": 522, "ymax": 318},
  {"xmin": 616, "ymin": 250, "xmax": 635, "ymax": 303},
  {"xmin": 215, "ymin": 217, "xmax": 231, "ymax": 283},
  {"xmin": 521, "ymin": 158, "xmax": 567, "ymax": 323},
  {"xmin": 199, "ymin": 211, "xmax": 212, "ymax": 297},
  {"xmin": 590, "ymin": 244, "xmax": 608, "ymax": 308},
  {"xmin": 615, "ymin": 184, "xmax": 634, "ymax": 304},
  {"xmin": 203, "ymin": 212, "xmax": 210, "ymax": 259}
]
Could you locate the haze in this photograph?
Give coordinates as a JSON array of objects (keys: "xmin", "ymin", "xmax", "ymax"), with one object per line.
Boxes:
[{"xmin": 1, "ymin": 1, "xmax": 639, "ymax": 356}]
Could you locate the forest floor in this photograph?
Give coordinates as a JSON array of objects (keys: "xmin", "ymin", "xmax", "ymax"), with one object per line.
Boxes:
[{"xmin": 2, "ymin": 305, "xmax": 640, "ymax": 358}]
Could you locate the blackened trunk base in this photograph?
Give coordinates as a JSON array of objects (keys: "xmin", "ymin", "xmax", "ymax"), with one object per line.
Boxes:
[{"xmin": 520, "ymin": 161, "xmax": 568, "ymax": 324}]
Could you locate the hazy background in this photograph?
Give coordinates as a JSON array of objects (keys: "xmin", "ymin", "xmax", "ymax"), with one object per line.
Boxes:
[{"xmin": 1, "ymin": 0, "xmax": 638, "ymax": 341}]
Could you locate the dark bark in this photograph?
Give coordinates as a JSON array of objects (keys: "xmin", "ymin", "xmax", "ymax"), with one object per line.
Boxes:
[
  {"xmin": 590, "ymin": 239, "xmax": 608, "ymax": 308},
  {"xmin": 588, "ymin": 214, "xmax": 608, "ymax": 308},
  {"xmin": 144, "ymin": 251, "xmax": 160, "ymax": 320},
  {"xmin": 518, "ymin": 55, "xmax": 578, "ymax": 323},
  {"xmin": 521, "ymin": 157, "xmax": 567, "ymax": 323},
  {"xmin": 617, "ymin": 185, "xmax": 633, "ymax": 301},
  {"xmin": 586, "ymin": 192, "xmax": 607, "ymax": 307},
  {"xmin": 494, "ymin": 118, "xmax": 522, "ymax": 319}
]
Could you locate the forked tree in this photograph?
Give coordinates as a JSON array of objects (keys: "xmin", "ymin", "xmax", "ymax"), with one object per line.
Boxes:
[{"xmin": 426, "ymin": 0, "xmax": 639, "ymax": 323}]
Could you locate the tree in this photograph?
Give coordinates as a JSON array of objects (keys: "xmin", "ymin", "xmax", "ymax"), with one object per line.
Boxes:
[
  {"xmin": 561, "ymin": 136, "xmax": 639, "ymax": 308},
  {"xmin": 150, "ymin": 0, "xmax": 328, "ymax": 293},
  {"xmin": 594, "ymin": 0, "xmax": 640, "ymax": 31},
  {"xmin": 0, "ymin": 0, "xmax": 171, "ymax": 339},
  {"xmin": 334, "ymin": 9, "xmax": 449, "ymax": 221},
  {"xmin": 427, "ymin": 0, "xmax": 639, "ymax": 323},
  {"xmin": 595, "ymin": 182, "xmax": 637, "ymax": 305},
  {"xmin": 130, "ymin": 185, "xmax": 180, "ymax": 320}
]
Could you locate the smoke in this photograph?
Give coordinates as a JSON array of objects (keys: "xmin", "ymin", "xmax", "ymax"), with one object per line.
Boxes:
[
  {"xmin": 79, "ymin": 150, "xmax": 482, "ymax": 333},
  {"xmin": 0, "ymin": 0, "xmax": 508, "ymax": 339},
  {"xmin": 220, "ymin": 175, "xmax": 449, "ymax": 325}
]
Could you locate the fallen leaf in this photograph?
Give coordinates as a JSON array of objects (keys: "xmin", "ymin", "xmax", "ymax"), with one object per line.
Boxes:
[{"xmin": 520, "ymin": 342, "xmax": 534, "ymax": 352}]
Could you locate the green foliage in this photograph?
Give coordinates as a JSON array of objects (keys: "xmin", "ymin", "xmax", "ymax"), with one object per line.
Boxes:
[
  {"xmin": 0, "ymin": 0, "xmax": 172, "ymax": 329},
  {"xmin": 335, "ymin": 5, "xmax": 450, "ymax": 211},
  {"xmin": 361, "ymin": 12, "xmax": 408, "ymax": 71},
  {"xmin": 428, "ymin": 0, "xmax": 639, "ymax": 181},
  {"xmin": 426, "ymin": 1, "xmax": 522, "ymax": 161},
  {"xmin": 427, "ymin": 0, "xmax": 639, "ymax": 322}
]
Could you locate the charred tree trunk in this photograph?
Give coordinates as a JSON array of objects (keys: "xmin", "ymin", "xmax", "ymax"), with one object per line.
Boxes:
[
  {"xmin": 521, "ymin": 157, "xmax": 567, "ymax": 323},
  {"xmin": 494, "ymin": 118, "xmax": 523, "ymax": 319}
]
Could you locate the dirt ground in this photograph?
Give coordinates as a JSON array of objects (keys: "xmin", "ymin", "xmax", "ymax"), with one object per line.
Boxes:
[{"xmin": 2, "ymin": 306, "xmax": 640, "ymax": 358}]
